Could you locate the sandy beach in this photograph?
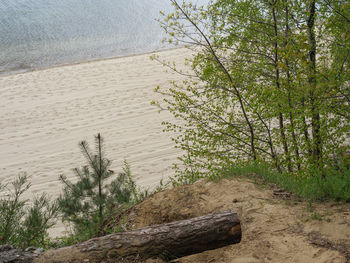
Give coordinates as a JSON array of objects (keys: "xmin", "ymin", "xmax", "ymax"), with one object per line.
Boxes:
[{"xmin": 0, "ymin": 48, "xmax": 190, "ymax": 235}]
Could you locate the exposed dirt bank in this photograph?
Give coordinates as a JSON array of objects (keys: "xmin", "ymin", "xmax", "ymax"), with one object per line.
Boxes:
[
  {"xmin": 30, "ymin": 177, "xmax": 350, "ymax": 263},
  {"xmin": 118, "ymin": 178, "xmax": 350, "ymax": 262}
]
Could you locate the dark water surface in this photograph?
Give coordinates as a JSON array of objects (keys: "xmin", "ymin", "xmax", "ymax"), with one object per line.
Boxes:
[{"xmin": 0, "ymin": 0, "xmax": 207, "ymax": 75}]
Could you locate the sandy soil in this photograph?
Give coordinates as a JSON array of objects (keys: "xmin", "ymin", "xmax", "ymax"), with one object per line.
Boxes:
[
  {"xmin": 122, "ymin": 178, "xmax": 350, "ymax": 263},
  {"xmin": 0, "ymin": 48, "xmax": 190, "ymax": 236}
]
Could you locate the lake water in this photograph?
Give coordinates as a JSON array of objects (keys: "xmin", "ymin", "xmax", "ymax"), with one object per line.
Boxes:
[{"xmin": 0, "ymin": 0, "xmax": 207, "ymax": 75}]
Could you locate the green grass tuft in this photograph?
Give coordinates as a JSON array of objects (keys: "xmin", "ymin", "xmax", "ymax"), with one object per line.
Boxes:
[{"xmin": 222, "ymin": 162, "xmax": 350, "ymax": 203}]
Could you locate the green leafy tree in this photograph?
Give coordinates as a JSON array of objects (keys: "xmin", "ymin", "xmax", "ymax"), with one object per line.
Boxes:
[
  {"xmin": 58, "ymin": 134, "xmax": 142, "ymax": 240},
  {"xmin": 154, "ymin": 0, "xmax": 349, "ymax": 182}
]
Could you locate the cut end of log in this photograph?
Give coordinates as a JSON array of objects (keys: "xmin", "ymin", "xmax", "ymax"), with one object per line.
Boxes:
[{"xmin": 229, "ymin": 224, "xmax": 242, "ymax": 238}]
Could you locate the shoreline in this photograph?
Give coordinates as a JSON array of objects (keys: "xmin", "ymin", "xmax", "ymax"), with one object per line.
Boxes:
[{"xmin": 0, "ymin": 46, "xmax": 183, "ymax": 78}]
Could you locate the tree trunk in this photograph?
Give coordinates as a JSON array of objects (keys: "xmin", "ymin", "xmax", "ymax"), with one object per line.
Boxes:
[
  {"xmin": 36, "ymin": 210, "xmax": 241, "ymax": 262},
  {"xmin": 307, "ymin": 0, "xmax": 322, "ymax": 164},
  {"xmin": 271, "ymin": 3, "xmax": 292, "ymax": 173}
]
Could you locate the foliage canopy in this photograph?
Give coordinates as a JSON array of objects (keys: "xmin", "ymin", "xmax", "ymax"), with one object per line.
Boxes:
[{"xmin": 155, "ymin": 0, "xmax": 350, "ymax": 183}]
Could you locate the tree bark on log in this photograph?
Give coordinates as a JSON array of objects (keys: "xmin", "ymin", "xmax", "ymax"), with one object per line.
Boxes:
[{"xmin": 36, "ymin": 210, "xmax": 241, "ymax": 262}]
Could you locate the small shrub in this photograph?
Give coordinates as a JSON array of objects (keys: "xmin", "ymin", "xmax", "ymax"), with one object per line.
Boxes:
[
  {"xmin": 0, "ymin": 174, "xmax": 58, "ymax": 248},
  {"xmin": 311, "ymin": 212, "xmax": 323, "ymax": 221},
  {"xmin": 58, "ymin": 134, "xmax": 147, "ymax": 241}
]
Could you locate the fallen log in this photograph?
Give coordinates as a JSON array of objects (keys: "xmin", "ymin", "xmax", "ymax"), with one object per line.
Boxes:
[{"xmin": 36, "ymin": 210, "xmax": 241, "ymax": 262}]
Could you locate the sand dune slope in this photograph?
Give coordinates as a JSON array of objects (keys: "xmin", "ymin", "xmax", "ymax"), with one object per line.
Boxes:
[
  {"xmin": 127, "ymin": 178, "xmax": 350, "ymax": 263},
  {"xmin": 0, "ymin": 48, "xmax": 190, "ymax": 235}
]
